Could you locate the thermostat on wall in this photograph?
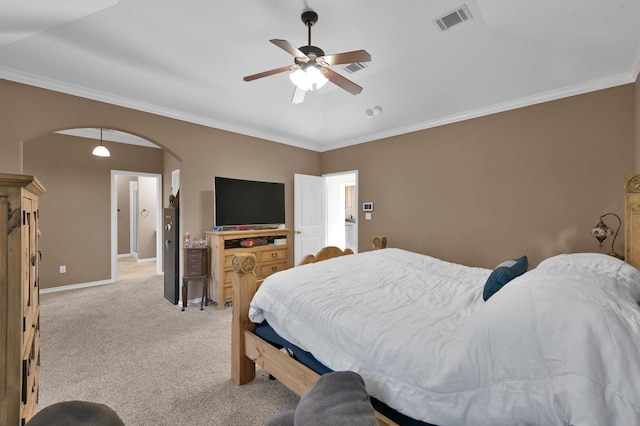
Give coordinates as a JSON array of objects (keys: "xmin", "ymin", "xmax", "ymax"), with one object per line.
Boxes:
[{"xmin": 363, "ymin": 202, "xmax": 374, "ymax": 212}]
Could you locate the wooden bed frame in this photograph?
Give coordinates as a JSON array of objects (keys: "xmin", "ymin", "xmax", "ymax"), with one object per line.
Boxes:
[
  {"xmin": 231, "ymin": 237, "xmax": 393, "ymax": 425},
  {"xmin": 231, "ymin": 173, "xmax": 640, "ymax": 425},
  {"xmin": 231, "ymin": 174, "xmax": 640, "ymax": 425}
]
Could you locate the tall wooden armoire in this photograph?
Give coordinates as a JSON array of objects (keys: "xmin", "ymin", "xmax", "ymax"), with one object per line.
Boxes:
[{"xmin": 0, "ymin": 173, "xmax": 46, "ymax": 425}]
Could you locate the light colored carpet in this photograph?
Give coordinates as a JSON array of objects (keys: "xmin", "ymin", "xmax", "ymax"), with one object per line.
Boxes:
[{"xmin": 38, "ymin": 262, "xmax": 299, "ymax": 425}]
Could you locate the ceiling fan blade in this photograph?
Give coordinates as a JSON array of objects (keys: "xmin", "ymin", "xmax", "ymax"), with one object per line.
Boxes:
[
  {"xmin": 322, "ymin": 68, "xmax": 363, "ymax": 95},
  {"xmin": 291, "ymin": 86, "xmax": 306, "ymax": 104},
  {"xmin": 318, "ymin": 50, "xmax": 371, "ymax": 66},
  {"xmin": 270, "ymin": 39, "xmax": 308, "ymax": 60},
  {"xmin": 243, "ymin": 64, "xmax": 297, "ymax": 82}
]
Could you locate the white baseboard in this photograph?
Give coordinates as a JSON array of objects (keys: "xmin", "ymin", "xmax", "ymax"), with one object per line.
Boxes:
[{"xmin": 41, "ymin": 279, "xmax": 115, "ymax": 294}]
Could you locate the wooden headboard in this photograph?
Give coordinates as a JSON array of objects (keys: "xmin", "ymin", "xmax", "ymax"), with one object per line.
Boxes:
[{"xmin": 624, "ymin": 174, "xmax": 640, "ymax": 269}]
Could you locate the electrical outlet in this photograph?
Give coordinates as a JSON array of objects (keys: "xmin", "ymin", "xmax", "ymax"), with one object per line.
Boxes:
[{"xmin": 59, "ymin": 265, "xmax": 66, "ymax": 273}]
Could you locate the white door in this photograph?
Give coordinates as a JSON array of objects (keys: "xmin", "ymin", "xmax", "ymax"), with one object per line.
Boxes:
[{"xmin": 294, "ymin": 173, "xmax": 325, "ymax": 265}]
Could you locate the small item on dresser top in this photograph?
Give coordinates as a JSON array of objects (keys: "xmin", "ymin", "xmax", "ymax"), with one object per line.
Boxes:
[
  {"xmin": 241, "ymin": 237, "xmax": 268, "ymax": 247},
  {"xmin": 190, "ymin": 238, "xmax": 207, "ymax": 248},
  {"xmin": 184, "ymin": 232, "xmax": 190, "ymax": 248}
]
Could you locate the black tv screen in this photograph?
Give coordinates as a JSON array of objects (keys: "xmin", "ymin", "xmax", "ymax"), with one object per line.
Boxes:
[{"xmin": 214, "ymin": 177, "xmax": 285, "ymax": 227}]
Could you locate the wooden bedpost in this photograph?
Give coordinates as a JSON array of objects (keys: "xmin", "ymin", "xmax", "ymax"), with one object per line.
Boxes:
[
  {"xmin": 231, "ymin": 253, "xmax": 258, "ymax": 385},
  {"xmin": 372, "ymin": 236, "xmax": 387, "ymax": 250},
  {"xmin": 625, "ymin": 174, "xmax": 640, "ymax": 268}
]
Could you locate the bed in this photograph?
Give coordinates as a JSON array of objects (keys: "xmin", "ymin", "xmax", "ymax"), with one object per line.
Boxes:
[{"xmin": 230, "ymin": 176, "xmax": 640, "ymax": 426}]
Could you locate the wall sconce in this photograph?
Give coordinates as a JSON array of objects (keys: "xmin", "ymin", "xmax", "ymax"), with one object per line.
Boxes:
[{"xmin": 589, "ymin": 212, "xmax": 623, "ymax": 259}]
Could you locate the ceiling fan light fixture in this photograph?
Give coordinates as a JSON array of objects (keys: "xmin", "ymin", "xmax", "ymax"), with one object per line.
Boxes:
[
  {"xmin": 243, "ymin": 9, "xmax": 370, "ymax": 103},
  {"xmin": 290, "ymin": 65, "xmax": 328, "ymax": 91}
]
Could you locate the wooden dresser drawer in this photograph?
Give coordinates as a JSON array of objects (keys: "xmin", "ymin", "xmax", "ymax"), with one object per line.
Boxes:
[
  {"xmin": 223, "ymin": 269, "xmax": 235, "ymax": 286},
  {"xmin": 185, "ymin": 251, "xmax": 203, "ymax": 263},
  {"xmin": 223, "ymin": 284, "xmax": 233, "ymax": 301},
  {"xmin": 258, "ymin": 260, "xmax": 288, "ymax": 278},
  {"xmin": 184, "ymin": 248, "xmax": 207, "ymax": 277},
  {"xmin": 259, "ymin": 248, "xmax": 287, "ymax": 262},
  {"xmin": 185, "ymin": 263, "xmax": 206, "ymax": 276}
]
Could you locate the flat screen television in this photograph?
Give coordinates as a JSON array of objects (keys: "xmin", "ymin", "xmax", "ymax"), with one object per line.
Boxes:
[{"xmin": 214, "ymin": 177, "xmax": 285, "ymax": 227}]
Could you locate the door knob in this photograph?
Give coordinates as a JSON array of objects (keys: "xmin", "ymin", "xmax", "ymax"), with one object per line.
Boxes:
[{"xmin": 295, "ymin": 230, "xmax": 302, "ymax": 234}]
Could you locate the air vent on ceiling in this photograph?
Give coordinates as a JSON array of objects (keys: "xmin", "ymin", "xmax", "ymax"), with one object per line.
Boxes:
[
  {"xmin": 434, "ymin": 4, "xmax": 472, "ymax": 31},
  {"xmin": 342, "ymin": 62, "xmax": 368, "ymax": 74}
]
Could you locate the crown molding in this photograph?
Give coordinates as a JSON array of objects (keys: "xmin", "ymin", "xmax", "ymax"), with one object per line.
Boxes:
[
  {"xmin": 0, "ymin": 67, "xmax": 321, "ymax": 151},
  {"xmin": 2, "ymin": 66, "xmax": 636, "ymax": 153}
]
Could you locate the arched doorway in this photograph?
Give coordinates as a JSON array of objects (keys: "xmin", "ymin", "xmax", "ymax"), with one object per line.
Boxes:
[{"xmin": 22, "ymin": 127, "xmax": 171, "ymax": 292}]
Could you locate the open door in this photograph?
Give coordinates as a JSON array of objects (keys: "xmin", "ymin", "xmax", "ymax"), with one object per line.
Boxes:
[{"xmin": 294, "ymin": 173, "xmax": 325, "ymax": 265}]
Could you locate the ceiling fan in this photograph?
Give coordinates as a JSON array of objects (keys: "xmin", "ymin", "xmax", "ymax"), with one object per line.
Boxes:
[{"xmin": 243, "ymin": 10, "xmax": 371, "ymax": 104}]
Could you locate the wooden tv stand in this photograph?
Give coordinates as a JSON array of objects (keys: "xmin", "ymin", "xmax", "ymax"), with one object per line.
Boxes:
[{"xmin": 205, "ymin": 229, "xmax": 292, "ymax": 309}]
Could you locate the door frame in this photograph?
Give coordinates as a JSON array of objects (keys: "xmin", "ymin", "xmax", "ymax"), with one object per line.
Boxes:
[
  {"xmin": 129, "ymin": 180, "xmax": 138, "ymax": 257},
  {"xmin": 324, "ymin": 171, "xmax": 358, "ymax": 252},
  {"xmin": 110, "ymin": 170, "xmax": 163, "ymax": 281}
]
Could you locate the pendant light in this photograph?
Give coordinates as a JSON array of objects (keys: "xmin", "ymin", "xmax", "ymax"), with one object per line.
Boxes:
[{"xmin": 92, "ymin": 128, "xmax": 111, "ymax": 157}]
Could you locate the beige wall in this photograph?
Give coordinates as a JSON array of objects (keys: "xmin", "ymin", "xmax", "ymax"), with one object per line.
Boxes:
[
  {"xmin": 2, "ymin": 76, "xmax": 640, "ymax": 287},
  {"xmin": 1, "ymin": 79, "xmax": 321, "ymax": 289},
  {"xmin": 163, "ymin": 152, "xmax": 181, "ymax": 207},
  {"xmin": 137, "ymin": 176, "xmax": 159, "ymax": 260},
  {"xmin": 322, "ymin": 84, "xmax": 637, "ymax": 268}
]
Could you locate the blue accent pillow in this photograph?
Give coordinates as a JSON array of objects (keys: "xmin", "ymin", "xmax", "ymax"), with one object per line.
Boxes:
[{"xmin": 483, "ymin": 256, "xmax": 529, "ymax": 301}]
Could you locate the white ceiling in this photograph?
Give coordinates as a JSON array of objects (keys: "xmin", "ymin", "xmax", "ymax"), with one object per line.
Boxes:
[{"xmin": 2, "ymin": 0, "xmax": 640, "ymax": 152}]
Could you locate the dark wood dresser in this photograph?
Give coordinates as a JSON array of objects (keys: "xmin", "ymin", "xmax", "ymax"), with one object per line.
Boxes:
[{"xmin": 182, "ymin": 247, "xmax": 208, "ymax": 311}]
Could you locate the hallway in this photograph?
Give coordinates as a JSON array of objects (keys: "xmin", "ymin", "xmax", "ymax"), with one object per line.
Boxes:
[{"xmin": 117, "ymin": 257, "xmax": 158, "ymax": 281}]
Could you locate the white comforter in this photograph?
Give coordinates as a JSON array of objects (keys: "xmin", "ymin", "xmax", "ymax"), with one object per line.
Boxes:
[{"xmin": 249, "ymin": 249, "xmax": 640, "ymax": 425}]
